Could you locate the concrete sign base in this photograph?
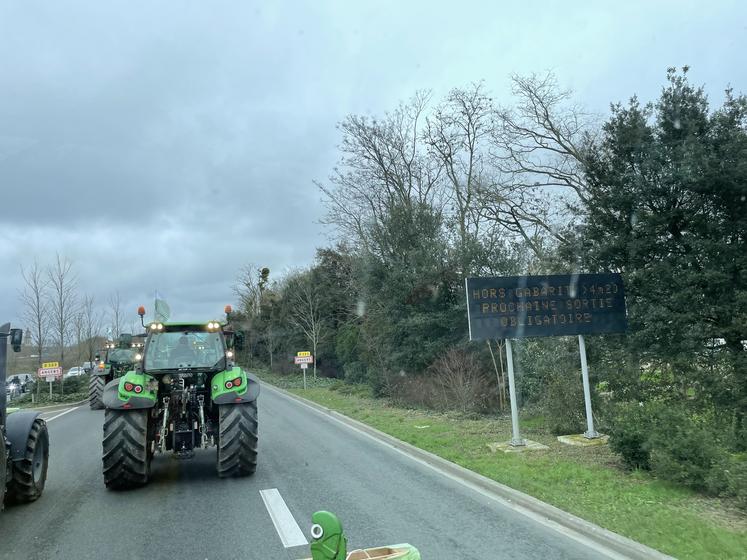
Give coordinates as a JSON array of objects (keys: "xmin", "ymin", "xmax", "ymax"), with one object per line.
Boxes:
[
  {"xmin": 487, "ymin": 439, "xmax": 549, "ymax": 453},
  {"xmin": 557, "ymin": 434, "xmax": 609, "ymax": 447}
]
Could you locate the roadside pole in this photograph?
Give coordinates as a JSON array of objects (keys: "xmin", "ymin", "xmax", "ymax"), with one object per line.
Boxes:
[
  {"xmin": 301, "ymin": 363, "xmax": 308, "ymax": 390},
  {"xmin": 505, "ymin": 339, "xmax": 525, "ymax": 447},
  {"xmin": 578, "ymin": 335, "xmax": 599, "ymax": 439}
]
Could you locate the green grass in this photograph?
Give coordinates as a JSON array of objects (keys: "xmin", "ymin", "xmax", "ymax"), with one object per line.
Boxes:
[
  {"xmin": 259, "ymin": 371, "xmax": 746, "ymax": 560},
  {"xmin": 12, "ymin": 391, "xmax": 88, "ymax": 408}
]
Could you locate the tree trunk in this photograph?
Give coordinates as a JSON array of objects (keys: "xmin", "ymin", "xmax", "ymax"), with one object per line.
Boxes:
[
  {"xmin": 313, "ymin": 339, "xmax": 317, "ymax": 380},
  {"xmin": 486, "ymin": 340, "xmax": 505, "ymax": 412}
]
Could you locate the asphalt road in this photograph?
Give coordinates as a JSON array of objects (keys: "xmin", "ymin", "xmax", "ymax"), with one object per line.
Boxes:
[{"xmin": 0, "ymin": 387, "xmax": 602, "ymax": 560}]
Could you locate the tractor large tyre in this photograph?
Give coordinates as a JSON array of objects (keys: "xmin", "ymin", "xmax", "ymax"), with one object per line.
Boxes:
[
  {"xmin": 89, "ymin": 375, "xmax": 105, "ymax": 410},
  {"xmin": 7, "ymin": 418, "xmax": 49, "ymax": 503},
  {"xmin": 102, "ymin": 409, "xmax": 151, "ymax": 490},
  {"xmin": 217, "ymin": 401, "xmax": 258, "ymax": 478}
]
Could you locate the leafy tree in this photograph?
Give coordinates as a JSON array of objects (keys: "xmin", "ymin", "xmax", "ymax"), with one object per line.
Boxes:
[{"xmin": 581, "ymin": 67, "xmax": 747, "ymax": 440}]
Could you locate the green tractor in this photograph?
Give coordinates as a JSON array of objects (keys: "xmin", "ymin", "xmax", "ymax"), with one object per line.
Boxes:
[
  {"xmin": 1, "ymin": 323, "xmax": 49, "ymax": 509},
  {"xmin": 101, "ymin": 305, "xmax": 258, "ymax": 489},
  {"xmin": 89, "ymin": 333, "xmax": 145, "ymax": 410}
]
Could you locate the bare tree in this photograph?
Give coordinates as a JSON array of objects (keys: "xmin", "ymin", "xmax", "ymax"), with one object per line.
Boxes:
[
  {"xmin": 73, "ymin": 310, "xmax": 84, "ymax": 364},
  {"xmin": 47, "ymin": 254, "xmax": 78, "ymax": 391},
  {"xmin": 108, "ymin": 291, "xmax": 123, "ymax": 339},
  {"xmin": 82, "ymin": 295, "xmax": 102, "ymax": 364},
  {"xmin": 480, "ymin": 72, "xmax": 595, "ymax": 262},
  {"xmin": 234, "ymin": 264, "xmax": 266, "ymax": 318},
  {"xmin": 19, "ymin": 261, "xmax": 49, "ymax": 368},
  {"xmin": 425, "ymin": 83, "xmax": 495, "ymax": 272},
  {"xmin": 319, "ymin": 92, "xmax": 444, "ymax": 255},
  {"xmin": 288, "ymin": 273, "xmax": 326, "ymax": 379}
]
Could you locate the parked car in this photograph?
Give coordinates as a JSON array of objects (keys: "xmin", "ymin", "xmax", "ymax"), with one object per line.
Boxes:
[{"xmin": 64, "ymin": 366, "xmax": 86, "ymax": 378}]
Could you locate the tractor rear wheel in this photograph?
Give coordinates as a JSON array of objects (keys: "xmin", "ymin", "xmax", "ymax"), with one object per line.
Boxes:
[
  {"xmin": 102, "ymin": 409, "xmax": 151, "ymax": 489},
  {"xmin": 89, "ymin": 375, "xmax": 105, "ymax": 410},
  {"xmin": 7, "ymin": 418, "xmax": 49, "ymax": 503},
  {"xmin": 217, "ymin": 401, "xmax": 257, "ymax": 477}
]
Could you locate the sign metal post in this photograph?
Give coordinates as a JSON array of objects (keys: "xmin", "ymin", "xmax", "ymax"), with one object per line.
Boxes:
[
  {"xmin": 505, "ymin": 339, "xmax": 525, "ymax": 446},
  {"xmin": 578, "ymin": 335, "xmax": 598, "ymax": 438}
]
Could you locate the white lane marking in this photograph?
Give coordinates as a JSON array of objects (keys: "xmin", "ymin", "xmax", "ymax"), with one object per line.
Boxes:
[
  {"xmin": 260, "ymin": 488, "xmax": 309, "ymax": 548},
  {"xmin": 44, "ymin": 406, "xmax": 81, "ymax": 422}
]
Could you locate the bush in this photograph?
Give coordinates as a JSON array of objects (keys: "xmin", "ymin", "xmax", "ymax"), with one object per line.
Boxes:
[
  {"xmin": 707, "ymin": 453, "xmax": 747, "ymax": 510},
  {"xmin": 609, "ymin": 401, "xmax": 729, "ymax": 492},
  {"xmin": 388, "ymin": 375, "xmax": 440, "ymax": 410},
  {"xmin": 725, "ymin": 455, "xmax": 747, "ymax": 510},
  {"xmin": 608, "ymin": 402, "xmax": 656, "ymax": 469},
  {"xmin": 541, "ymin": 371, "xmax": 587, "ymax": 435},
  {"xmin": 427, "ymin": 348, "xmax": 494, "ymax": 414},
  {"xmin": 648, "ymin": 409, "xmax": 721, "ymax": 490},
  {"xmin": 342, "ymin": 361, "xmax": 368, "ymax": 385}
]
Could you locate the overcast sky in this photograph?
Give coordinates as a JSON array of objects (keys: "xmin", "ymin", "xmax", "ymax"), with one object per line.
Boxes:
[{"xmin": 1, "ymin": 1, "xmax": 745, "ymax": 329}]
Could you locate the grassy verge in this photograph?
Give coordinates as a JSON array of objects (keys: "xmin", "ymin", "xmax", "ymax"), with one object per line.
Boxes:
[
  {"xmin": 259, "ymin": 371, "xmax": 746, "ymax": 560},
  {"xmin": 11, "ymin": 391, "xmax": 87, "ymax": 408}
]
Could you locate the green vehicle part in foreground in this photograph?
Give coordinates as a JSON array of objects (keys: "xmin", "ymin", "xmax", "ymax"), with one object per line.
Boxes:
[
  {"xmin": 101, "ymin": 306, "xmax": 259, "ymax": 489},
  {"xmin": 1, "ymin": 323, "xmax": 49, "ymax": 509},
  {"xmin": 117, "ymin": 371, "xmax": 157, "ymax": 402},
  {"xmin": 89, "ymin": 333, "xmax": 146, "ymax": 410},
  {"xmin": 308, "ymin": 511, "xmax": 420, "ymax": 560}
]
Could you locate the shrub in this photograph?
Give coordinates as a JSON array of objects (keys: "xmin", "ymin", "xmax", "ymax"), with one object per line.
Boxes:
[
  {"xmin": 608, "ymin": 402, "xmax": 656, "ymax": 469},
  {"xmin": 707, "ymin": 453, "xmax": 747, "ymax": 510},
  {"xmin": 725, "ymin": 455, "xmax": 747, "ymax": 510},
  {"xmin": 342, "ymin": 361, "xmax": 368, "ymax": 385},
  {"xmin": 648, "ymin": 409, "xmax": 721, "ymax": 490},
  {"xmin": 609, "ymin": 401, "xmax": 729, "ymax": 492},
  {"xmin": 388, "ymin": 375, "xmax": 440, "ymax": 410},
  {"xmin": 541, "ymin": 370, "xmax": 587, "ymax": 435},
  {"xmin": 427, "ymin": 348, "xmax": 494, "ymax": 414}
]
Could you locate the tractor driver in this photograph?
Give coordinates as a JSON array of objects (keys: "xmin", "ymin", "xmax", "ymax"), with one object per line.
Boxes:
[{"xmin": 171, "ymin": 335, "xmax": 197, "ymax": 364}]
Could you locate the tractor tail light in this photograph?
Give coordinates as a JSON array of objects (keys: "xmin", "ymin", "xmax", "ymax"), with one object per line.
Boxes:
[
  {"xmin": 124, "ymin": 382, "xmax": 134, "ymax": 392},
  {"xmin": 225, "ymin": 381, "xmax": 233, "ymax": 389},
  {"xmin": 134, "ymin": 385, "xmax": 143, "ymax": 394},
  {"xmin": 233, "ymin": 377, "xmax": 242, "ymax": 387}
]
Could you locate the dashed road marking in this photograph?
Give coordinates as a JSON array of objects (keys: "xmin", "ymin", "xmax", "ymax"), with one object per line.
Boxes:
[
  {"xmin": 260, "ymin": 488, "xmax": 309, "ymax": 548},
  {"xmin": 44, "ymin": 406, "xmax": 81, "ymax": 422}
]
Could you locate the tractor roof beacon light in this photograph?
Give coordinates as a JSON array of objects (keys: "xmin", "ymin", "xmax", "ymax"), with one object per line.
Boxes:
[
  {"xmin": 138, "ymin": 305, "xmax": 146, "ymax": 327},
  {"xmin": 224, "ymin": 304, "xmax": 232, "ymax": 321}
]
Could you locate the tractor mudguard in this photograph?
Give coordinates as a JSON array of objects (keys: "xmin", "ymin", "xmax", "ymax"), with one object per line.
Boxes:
[
  {"xmin": 103, "ymin": 373, "xmax": 157, "ymax": 410},
  {"xmin": 211, "ymin": 369, "xmax": 260, "ymax": 405},
  {"xmin": 6, "ymin": 410, "xmax": 43, "ymax": 461}
]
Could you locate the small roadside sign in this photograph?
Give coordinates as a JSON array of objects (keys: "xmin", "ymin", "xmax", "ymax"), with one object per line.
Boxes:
[
  {"xmin": 300, "ymin": 363, "xmax": 308, "ymax": 369},
  {"xmin": 294, "ymin": 355, "xmax": 314, "ymax": 365},
  {"xmin": 297, "ymin": 351, "xmax": 311, "ymax": 357},
  {"xmin": 37, "ymin": 366, "xmax": 62, "ymax": 380},
  {"xmin": 41, "ymin": 361, "xmax": 59, "ymax": 369}
]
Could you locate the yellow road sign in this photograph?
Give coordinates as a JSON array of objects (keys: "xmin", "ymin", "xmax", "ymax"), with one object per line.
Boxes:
[
  {"xmin": 297, "ymin": 351, "xmax": 311, "ymax": 357},
  {"xmin": 41, "ymin": 361, "xmax": 59, "ymax": 369}
]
